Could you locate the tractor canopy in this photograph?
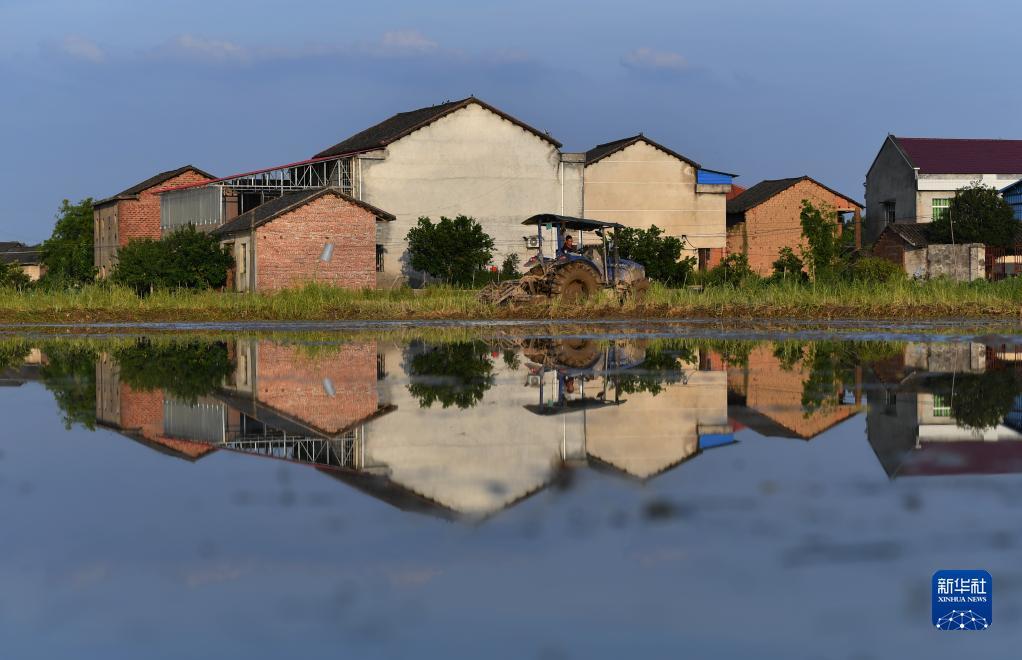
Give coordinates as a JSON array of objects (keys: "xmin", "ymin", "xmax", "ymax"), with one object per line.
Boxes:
[{"xmin": 522, "ymin": 214, "xmax": 625, "ymax": 233}]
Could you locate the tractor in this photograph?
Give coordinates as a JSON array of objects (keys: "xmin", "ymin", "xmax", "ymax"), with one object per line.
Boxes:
[{"xmin": 479, "ymin": 214, "xmax": 650, "ymax": 306}]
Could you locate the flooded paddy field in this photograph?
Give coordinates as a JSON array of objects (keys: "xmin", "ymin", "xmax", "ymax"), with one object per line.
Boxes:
[{"xmin": 2, "ymin": 323, "xmax": 1022, "ymax": 658}]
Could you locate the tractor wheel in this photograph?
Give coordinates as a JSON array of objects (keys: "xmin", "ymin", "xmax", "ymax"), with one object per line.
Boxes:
[
  {"xmin": 550, "ymin": 262, "xmax": 600, "ymax": 302},
  {"xmin": 554, "ymin": 338, "xmax": 601, "ymax": 369},
  {"xmin": 629, "ymin": 278, "xmax": 651, "ymax": 301}
]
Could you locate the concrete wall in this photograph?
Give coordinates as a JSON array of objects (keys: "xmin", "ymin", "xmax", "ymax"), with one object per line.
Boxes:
[
  {"xmin": 925, "ymin": 243, "xmax": 985, "ymax": 281},
  {"xmin": 249, "ymin": 194, "xmax": 378, "ymax": 292},
  {"xmin": 865, "ymin": 137, "xmax": 918, "ymax": 244},
  {"xmin": 358, "ymin": 103, "xmax": 582, "ymax": 286},
  {"xmin": 727, "ymin": 178, "xmax": 859, "ymax": 276},
  {"xmin": 583, "ymin": 140, "xmax": 727, "ymax": 260}
]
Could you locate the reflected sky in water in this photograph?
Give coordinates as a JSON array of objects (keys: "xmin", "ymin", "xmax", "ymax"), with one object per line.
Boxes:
[{"xmin": 2, "ymin": 331, "xmax": 1022, "ymax": 659}]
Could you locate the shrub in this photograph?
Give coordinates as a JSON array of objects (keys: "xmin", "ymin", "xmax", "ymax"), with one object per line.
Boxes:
[
  {"xmin": 0, "ymin": 260, "xmax": 31, "ymax": 289},
  {"xmin": 615, "ymin": 225, "xmax": 696, "ymax": 285},
  {"xmin": 849, "ymin": 256, "xmax": 904, "ymax": 283},
  {"xmin": 799, "ymin": 200, "xmax": 845, "ymax": 281},
  {"xmin": 406, "ymin": 215, "xmax": 495, "ymax": 286},
  {"xmin": 112, "ymin": 225, "xmax": 233, "ymax": 294},
  {"xmin": 705, "ymin": 253, "xmax": 756, "ymax": 287},
  {"xmin": 771, "ymin": 247, "xmax": 806, "ymax": 282}
]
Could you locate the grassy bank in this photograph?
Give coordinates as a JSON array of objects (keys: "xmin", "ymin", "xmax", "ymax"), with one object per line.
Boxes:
[{"xmin": 1, "ymin": 278, "xmax": 1021, "ymax": 323}]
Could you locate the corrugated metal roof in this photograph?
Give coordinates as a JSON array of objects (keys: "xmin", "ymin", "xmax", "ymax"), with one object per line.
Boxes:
[{"xmin": 894, "ymin": 136, "xmax": 1022, "ymax": 174}]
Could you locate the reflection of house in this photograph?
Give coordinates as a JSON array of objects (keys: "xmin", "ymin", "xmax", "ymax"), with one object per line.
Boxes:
[
  {"xmin": 94, "ymin": 353, "xmax": 220, "ymax": 461},
  {"xmin": 727, "ymin": 345, "xmax": 862, "ymax": 440},
  {"xmin": 866, "ymin": 341, "xmax": 1022, "ymax": 476},
  {"xmin": 585, "ymin": 357, "xmax": 731, "ymax": 480}
]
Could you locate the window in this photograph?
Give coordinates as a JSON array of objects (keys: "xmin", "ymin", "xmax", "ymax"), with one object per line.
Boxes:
[
  {"xmin": 932, "ymin": 393, "xmax": 951, "ymax": 417},
  {"xmin": 883, "ymin": 201, "xmax": 896, "ymax": 223},
  {"xmin": 931, "ymin": 198, "xmax": 951, "ymax": 222},
  {"xmin": 376, "ymin": 244, "xmax": 385, "ymax": 272},
  {"xmin": 340, "ymin": 158, "xmax": 354, "ymax": 196},
  {"xmin": 239, "ymin": 243, "xmax": 248, "ymax": 275}
]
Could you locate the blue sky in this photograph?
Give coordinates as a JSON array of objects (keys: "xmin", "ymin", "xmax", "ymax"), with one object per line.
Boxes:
[{"xmin": 2, "ymin": 0, "xmax": 1021, "ymax": 243}]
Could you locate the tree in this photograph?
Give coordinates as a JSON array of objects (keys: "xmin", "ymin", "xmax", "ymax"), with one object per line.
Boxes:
[
  {"xmin": 933, "ymin": 369, "xmax": 1022, "ymax": 430},
  {"xmin": 928, "ymin": 183, "xmax": 1017, "ymax": 247},
  {"xmin": 114, "ymin": 339, "xmax": 233, "ymax": 402},
  {"xmin": 39, "ymin": 343, "xmax": 98, "ymax": 430},
  {"xmin": 404, "ymin": 341, "xmax": 495, "ymax": 409},
  {"xmin": 112, "ymin": 225, "xmax": 233, "ymax": 294},
  {"xmin": 799, "ymin": 200, "xmax": 843, "ymax": 282},
  {"xmin": 500, "ymin": 253, "xmax": 522, "ymax": 279},
  {"xmin": 615, "ymin": 225, "xmax": 696, "ymax": 285},
  {"xmin": 406, "ymin": 215, "xmax": 495, "ymax": 286},
  {"xmin": 771, "ymin": 247, "xmax": 806, "ymax": 282},
  {"xmin": 0, "ymin": 260, "xmax": 31, "ymax": 289},
  {"xmin": 40, "ymin": 198, "xmax": 95, "ymax": 286}
]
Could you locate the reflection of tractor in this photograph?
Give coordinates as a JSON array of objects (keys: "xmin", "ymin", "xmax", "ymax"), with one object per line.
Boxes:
[
  {"xmin": 521, "ymin": 338, "xmax": 647, "ymax": 415},
  {"xmin": 479, "ymin": 214, "xmax": 650, "ymax": 305}
]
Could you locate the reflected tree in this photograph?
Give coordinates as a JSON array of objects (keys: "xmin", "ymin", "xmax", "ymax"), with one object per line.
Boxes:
[
  {"xmin": 114, "ymin": 339, "xmax": 233, "ymax": 403},
  {"xmin": 405, "ymin": 341, "xmax": 495, "ymax": 409},
  {"xmin": 615, "ymin": 342, "xmax": 696, "ymax": 396},
  {"xmin": 39, "ymin": 343, "xmax": 98, "ymax": 430},
  {"xmin": 933, "ymin": 369, "xmax": 1022, "ymax": 430}
]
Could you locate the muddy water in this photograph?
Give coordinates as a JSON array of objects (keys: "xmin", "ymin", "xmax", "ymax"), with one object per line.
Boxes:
[{"xmin": 1, "ymin": 328, "xmax": 1021, "ymax": 658}]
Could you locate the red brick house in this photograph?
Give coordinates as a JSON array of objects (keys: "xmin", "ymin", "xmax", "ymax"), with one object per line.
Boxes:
[
  {"xmin": 93, "ymin": 165, "xmax": 214, "ymax": 278},
  {"xmin": 871, "ymin": 223, "xmax": 930, "ymax": 278},
  {"xmin": 725, "ymin": 176, "xmax": 863, "ymax": 275},
  {"xmin": 212, "ymin": 187, "xmax": 394, "ymax": 292}
]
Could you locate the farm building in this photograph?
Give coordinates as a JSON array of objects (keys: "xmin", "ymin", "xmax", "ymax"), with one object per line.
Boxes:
[
  {"xmin": 93, "ymin": 165, "xmax": 214, "ymax": 278},
  {"xmin": 865, "ymin": 135, "xmax": 1022, "ymax": 243},
  {"xmin": 724, "ymin": 176, "xmax": 862, "ymax": 276},
  {"xmin": 582, "ymin": 134, "xmax": 736, "ymax": 269},
  {"xmin": 872, "ymin": 223, "xmax": 985, "ymax": 281},
  {"xmin": 212, "ymin": 187, "xmax": 394, "ymax": 292},
  {"xmin": 0, "ymin": 242, "xmax": 43, "ymax": 281},
  {"xmin": 162, "ymin": 96, "xmax": 584, "ymax": 287}
]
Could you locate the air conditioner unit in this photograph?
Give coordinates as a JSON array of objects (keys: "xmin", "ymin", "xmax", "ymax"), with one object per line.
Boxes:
[{"xmin": 524, "ymin": 235, "xmax": 540, "ymax": 249}]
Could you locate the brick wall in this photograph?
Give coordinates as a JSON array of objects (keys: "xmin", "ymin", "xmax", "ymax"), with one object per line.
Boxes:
[
  {"xmin": 119, "ymin": 385, "xmax": 165, "ymax": 441},
  {"xmin": 728, "ymin": 179, "xmax": 858, "ymax": 275},
  {"xmin": 118, "ymin": 170, "xmax": 213, "ymax": 247},
  {"xmin": 254, "ymin": 194, "xmax": 377, "ymax": 291},
  {"xmin": 254, "ymin": 341, "xmax": 379, "ymax": 434},
  {"xmin": 871, "ymin": 229, "xmax": 909, "ymax": 267}
]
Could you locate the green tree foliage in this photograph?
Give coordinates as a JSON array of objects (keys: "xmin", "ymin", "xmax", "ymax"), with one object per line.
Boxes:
[
  {"xmin": 615, "ymin": 342, "xmax": 696, "ymax": 396},
  {"xmin": 500, "ymin": 253, "xmax": 522, "ymax": 279},
  {"xmin": 704, "ymin": 253, "xmax": 756, "ymax": 287},
  {"xmin": 615, "ymin": 225, "xmax": 697, "ymax": 285},
  {"xmin": 0, "ymin": 260, "xmax": 31, "ymax": 289},
  {"xmin": 0, "ymin": 340, "xmax": 32, "ymax": 371},
  {"xmin": 406, "ymin": 215, "xmax": 495, "ymax": 286},
  {"xmin": 405, "ymin": 341, "xmax": 495, "ymax": 409},
  {"xmin": 40, "ymin": 198, "xmax": 95, "ymax": 286},
  {"xmin": 934, "ymin": 369, "xmax": 1022, "ymax": 430},
  {"xmin": 112, "ymin": 225, "xmax": 233, "ymax": 294},
  {"xmin": 39, "ymin": 343, "xmax": 98, "ymax": 430},
  {"xmin": 114, "ymin": 339, "xmax": 233, "ymax": 402},
  {"xmin": 928, "ymin": 183, "xmax": 1018, "ymax": 247},
  {"xmin": 772, "ymin": 341, "xmax": 805, "ymax": 371},
  {"xmin": 771, "ymin": 247, "xmax": 806, "ymax": 282},
  {"xmin": 799, "ymin": 201, "xmax": 844, "ymax": 282}
]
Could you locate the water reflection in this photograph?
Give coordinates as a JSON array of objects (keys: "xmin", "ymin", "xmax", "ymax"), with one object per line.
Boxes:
[{"xmin": 5, "ymin": 334, "xmax": 1022, "ymax": 520}]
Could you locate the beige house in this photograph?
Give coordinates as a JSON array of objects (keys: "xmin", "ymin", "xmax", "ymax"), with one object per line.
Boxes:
[
  {"xmin": 312, "ymin": 97, "xmax": 585, "ymax": 285},
  {"xmin": 583, "ymin": 135, "xmax": 735, "ymax": 267}
]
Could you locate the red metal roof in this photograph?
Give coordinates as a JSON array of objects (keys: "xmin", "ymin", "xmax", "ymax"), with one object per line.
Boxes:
[
  {"xmin": 894, "ymin": 136, "xmax": 1022, "ymax": 174},
  {"xmin": 725, "ymin": 183, "xmax": 747, "ymax": 200}
]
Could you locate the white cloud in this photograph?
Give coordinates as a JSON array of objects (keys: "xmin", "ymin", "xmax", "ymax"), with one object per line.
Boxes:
[
  {"xmin": 378, "ymin": 30, "xmax": 438, "ymax": 54},
  {"xmin": 621, "ymin": 47, "xmax": 690, "ymax": 73},
  {"xmin": 60, "ymin": 35, "xmax": 105, "ymax": 63},
  {"xmin": 155, "ymin": 34, "xmax": 250, "ymax": 63}
]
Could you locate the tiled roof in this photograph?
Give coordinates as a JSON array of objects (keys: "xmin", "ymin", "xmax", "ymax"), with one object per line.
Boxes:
[
  {"xmin": 314, "ymin": 96, "xmax": 561, "ymax": 158},
  {"xmin": 96, "ymin": 165, "xmax": 214, "ymax": 206},
  {"xmin": 213, "ymin": 187, "xmax": 394, "ymax": 237},
  {"xmin": 893, "ymin": 136, "xmax": 1022, "ymax": 174},
  {"xmin": 0, "ymin": 241, "xmax": 41, "ymax": 265},
  {"xmin": 727, "ymin": 176, "xmax": 863, "ymax": 215},
  {"xmin": 883, "ymin": 223, "xmax": 931, "ymax": 248},
  {"xmin": 584, "ymin": 134, "xmax": 701, "ymax": 167}
]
